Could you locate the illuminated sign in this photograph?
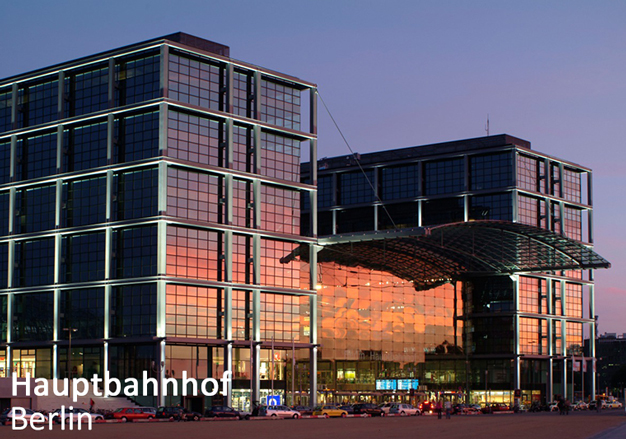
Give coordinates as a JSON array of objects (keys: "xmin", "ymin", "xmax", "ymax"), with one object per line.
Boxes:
[
  {"xmin": 397, "ymin": 379, "xmax": 419, "ymax": 390},
  {"xmin": 267, "ymin": 395, "xmax": 281, "ymax": 406},
  {"xmin": 375, "ymin": 379, "xmax": 397, "ymax": 390}
]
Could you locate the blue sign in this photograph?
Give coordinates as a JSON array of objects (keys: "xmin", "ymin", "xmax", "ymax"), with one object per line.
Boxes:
[
  {"xmin": 267, "ymin": 395, "xmax": 281, "ymax": 406},
  {"xmin": 397, "ymin": 379, "xmax": 419, "ymax": 390},
  {"xmin": 375, "ymin": 379, "xmax": 397, "ymax": 390}
]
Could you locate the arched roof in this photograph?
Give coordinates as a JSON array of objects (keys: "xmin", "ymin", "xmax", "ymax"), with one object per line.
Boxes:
[{"xmin": 305, "ymin": 221, "xmax": 610, "ymax": 290}]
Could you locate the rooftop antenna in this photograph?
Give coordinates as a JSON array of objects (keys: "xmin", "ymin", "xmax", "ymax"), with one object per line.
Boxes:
[{"xmin": 485, "ymin": 114, "xmax": 490, "ymax": 136}]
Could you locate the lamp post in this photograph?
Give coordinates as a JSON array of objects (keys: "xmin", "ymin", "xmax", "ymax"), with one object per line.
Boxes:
[{"xmin": 63, "ymin": 327, "xmax": 78, "ymax": 398}]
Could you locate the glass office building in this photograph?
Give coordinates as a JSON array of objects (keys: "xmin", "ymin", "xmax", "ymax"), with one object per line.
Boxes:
[
  {"xmin": 0, "ymin": 33, "xmax": 319, "ymax": 411},
  {"xmin": 300, "ymin": 135, "xmax": 609, "ymax": 406}
]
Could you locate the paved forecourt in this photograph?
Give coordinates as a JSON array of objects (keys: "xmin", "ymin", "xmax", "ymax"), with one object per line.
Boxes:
[{"xmin": 1, "ymin": 409, "xmax": 625, "ymax": 439}]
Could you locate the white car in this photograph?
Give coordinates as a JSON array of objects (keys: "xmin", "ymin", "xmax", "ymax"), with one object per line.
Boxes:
[
  {"xmin": 1, "ymin": 408, "xmax": 48, "ymax": 426},
  {"xmin": 604, "ymin": 401, "xmax": 623, "ymax": 409},
  {"xmin": 265, "ymin": 405, "xmax": 301, "ymax": 419},
  {"xmin": 51, "ymin": 407, "xmax": 104, "ymax": 424},
  {"xmin": 388, "ymin": 403, "xmax": 421, "ymax": 416}
]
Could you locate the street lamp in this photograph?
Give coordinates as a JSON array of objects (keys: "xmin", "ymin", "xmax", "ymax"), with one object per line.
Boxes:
[{"xmin": 63, "ymin": 327, "xmax": 78, "ymax": 380}]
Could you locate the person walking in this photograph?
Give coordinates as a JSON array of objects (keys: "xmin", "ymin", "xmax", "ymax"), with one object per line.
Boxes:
[
  {"xmin": 436, "ymin": 400, "xmax": 443, "ymax": 419},
  {"xmin": 445, "ymin": 400, "xmax": 452, "ymax": 419}
]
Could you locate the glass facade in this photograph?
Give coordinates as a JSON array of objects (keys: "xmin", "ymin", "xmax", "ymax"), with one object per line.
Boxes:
[
  {"xmin": 0, "ymin": 33, "xmax": 317, "ymax": 413},
  {"xmin": 304, "ymin": 134, "xmax": 596, "ymax": 406}
]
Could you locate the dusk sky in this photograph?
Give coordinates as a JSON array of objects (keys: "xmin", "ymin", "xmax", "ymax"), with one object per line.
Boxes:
[{"xmin": 2, "ymin": 1, "xmax": 624, "ymax": 333}]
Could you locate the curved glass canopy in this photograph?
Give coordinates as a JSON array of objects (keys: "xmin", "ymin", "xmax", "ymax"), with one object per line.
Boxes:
[{"xmin": 296, "ymin": 221, "xmax": 610, "ymax": 291}]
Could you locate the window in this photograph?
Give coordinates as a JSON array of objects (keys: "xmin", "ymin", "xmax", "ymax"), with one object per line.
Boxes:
[
  {"xmin": 114, "ymin": 112, "xmax": 160, "ymax": 163},
  {"xmin": 112, "ymin": 226, "xmax": 157, "ymax": 279},
  {"xmin": 169, "ymin": 53, "xmax": 223, "ymax": 111},
  {"xmin": 562, "ymin": 168, "xmax": 582, "ymax": 203},
  {"xmin": 261, "ymin": 185, "xmax": 300, "ymax": 235},
  {"xmin": 0, "ymin": 87, "xmax": 11, "ymax": 133},
  {"xmin": 67, "ymin": 65, "xmax": 109, "ymax": 116},
  {"xmin": 261, "ymin": 132, "xmax": 300, "ymax": 181},
  {"xmin": 166, "ymin": 226, "xmax": 221, "ymax": 281},
  {"xmin": 167, "ymin": 167, "xmax": 223, "ymax": 223},
  {"xmin": 470, "ymin": 152, "xmax": 513, "ymax": 190},
  {"xmin": 63, "ymin": 121, "xmax": 108, "ymax": 172},
  {"xmin": 422, "ymin": 197, "xmax": 463, "ymax": 226},
  {"xmin": 165, "ymin": 285, "xmax": 222, "ymax": 338},
  {"xmin": 16, "ymin": 132, "xmax": 57, "ymax": 181},
  {"xmin": 15, "ymin": 185, "xmax": 56, "ymax": 234},
  {"xmin": 62, "ymin": 177, "xmax": 107, "ymax": 227},
  {"xmin": 167, "ymin": 110, "xmax": 223, "ymax": 167},
  {"xmin": 232, "ymin": 70, "xmax": 252, "ymax": 118},
  {"xmin": 110, "ymin": 284, "xmax": 157, "ymax": 337},
  {"xmin": 113, "ymin": 168, "xmax": 158, "ymax": 221},
  {"xmin": 382, "ymin": 164, "xmax": 419, "ymax": 200},
  {"xmin": 424, "ymin": 158, "xmax": 464, "ymax": 195},
  {"xmin": 13, "ymin": 292, "xmax": 54, "ymax": 341},
  {"xmin": 260, "ymin": 239, "xmax": 300, "ymax": 289},
  {"xmin": 469, "ymin": 193, "xmax": 512, "ymax": 221},
  {"xmin": 339, "ymin": 171, "xmax": 375, "ymax": 205},
  {"xmin": 115, "ymin": 54, "xmax": 160, "ymax": 105},
  {"xmin": 18, "ymin": 78, "xmax": 59, "ymax": 127},
  {"xmin": 60, "ymin": 288, "xmax": 105, "ymax": 339},
  {"xmin": 61, "ymin": 233, "xmax": 106, "ymax": 283},
  {"xmin": 0, "ymin": 192, "xmax": 9, "ymax": 236},
  {"xmin": 317, "ymin": 176, "xmax": 333, "ymax": 208},
  {"xmin": 0, "ymin": 141, "xmax": 10, "ymax": 184},
  {"xmin": 260, "ymin": 79, "xmax": 301, "ymax": 130},
  {"xmin": 14, "ymin": 238, "xmax": 55, "ymax": 287}
]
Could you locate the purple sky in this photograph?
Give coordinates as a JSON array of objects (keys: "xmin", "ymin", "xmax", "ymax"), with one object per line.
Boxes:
[{"xmin": 2, "ymin": 1, "xmax": 624, "ymax": 333}]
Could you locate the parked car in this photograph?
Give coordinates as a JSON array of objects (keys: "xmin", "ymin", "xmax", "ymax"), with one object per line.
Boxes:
[
  {"xmin": 388, "ymin": 403, "xmax": 421, "ymax": 416},
  {"xmin": 51, "ymin": 407, "xmax": 105, "ymax": 424},
  {"xmin": 339, "ymin": 405, "xmax": 355, "ymax": 414},
  {"xmin": 1, "ymin": 408, "xmax": 48, "ymax": 426},
  {"xmin": 265, "ymin": 405, "xmax": 301, "ymax": 419},
  {"xmin": 113, "ymin": 407, "xmax": 155, "ymax": 422},
  {"xmin": 604, "ymin": 400, "xmax": 623, "ymax": 409},
  {"xmin": 353, "ymin": 403, "xmax": 384, "ymax": 416},
  {"xmin": 205, "ymin": 405, "xmax": 243, "ymax": 419},
  {"xmin": 573, "ymin": 401, "xmax": 588, "ymax": 411},
  {"xmin": 529, "ymin": 401, "xmax": 549, "ymax": 412},
  {"xmin": 155, "ymin": 406, "xmax": 202, "ymax": 421},
  {"xmin": 481, "ymin": 403, "xmax": 510, "ymax": 414},
  {"xmin": 139, "ymin": 407, "xmax": 157, "ymax": 415},
  {"xmin": 312, "ymin": 405, "xmax": 347, "ymax": 418},
  {"xmin": 419, "ymin": 401, "xmax": 434, "ymax": 414},
  {"xmin": 291, "ymin": 405, "xmax": 313, "ymax": 415},
  {"xmin": 548, "ymin": 402, "xmax": 559, "ymax": 412}
]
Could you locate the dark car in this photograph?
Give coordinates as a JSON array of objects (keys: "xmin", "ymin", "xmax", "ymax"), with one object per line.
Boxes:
[
  {"xmin": 291, "ymin": 405, "xmax": 313, "ymax": 415},
  {"xmin": 419, "ymin": 401, "xmax": 434, "ymax": 414},
  {"xmin": 352, "ymin": 403, "xmax": 384, "ymax": 416},
  {"xmin": 339, "ymin": 405, "xmax": 355, "ymax": 414},
  {"xmin": 205, "ymin": 406, "xmax": 243, "ymax": 419},
  {"xmin": 156, "ymin": 406, "xmax": 202, "ymax": 421}
]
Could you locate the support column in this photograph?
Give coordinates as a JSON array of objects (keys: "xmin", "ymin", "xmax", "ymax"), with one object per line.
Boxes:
[
  {"xmin": 250, "ymin": 288, "xmax": 261, "ymax": 407},
  {"xmin": 159, "ymin": 340, "xmax": 166, "ymax": 407},
  {"xmin": 548, "ymin": 358, "xmax": 554, "ymax": 402},
  {"xmin": 309, "ymin": 244, "xmax": 318, "ymax": 408},
  {"xmin": 224, "ymin": 229, "xmax": 233, "ymax": 407},
  {"xmin": 590, "ymin": 272, "xmax": 596, "ymax": 399},
  {"xmin": 7, "ymin": 293, "xmax": 13, "ymax": 378}
]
